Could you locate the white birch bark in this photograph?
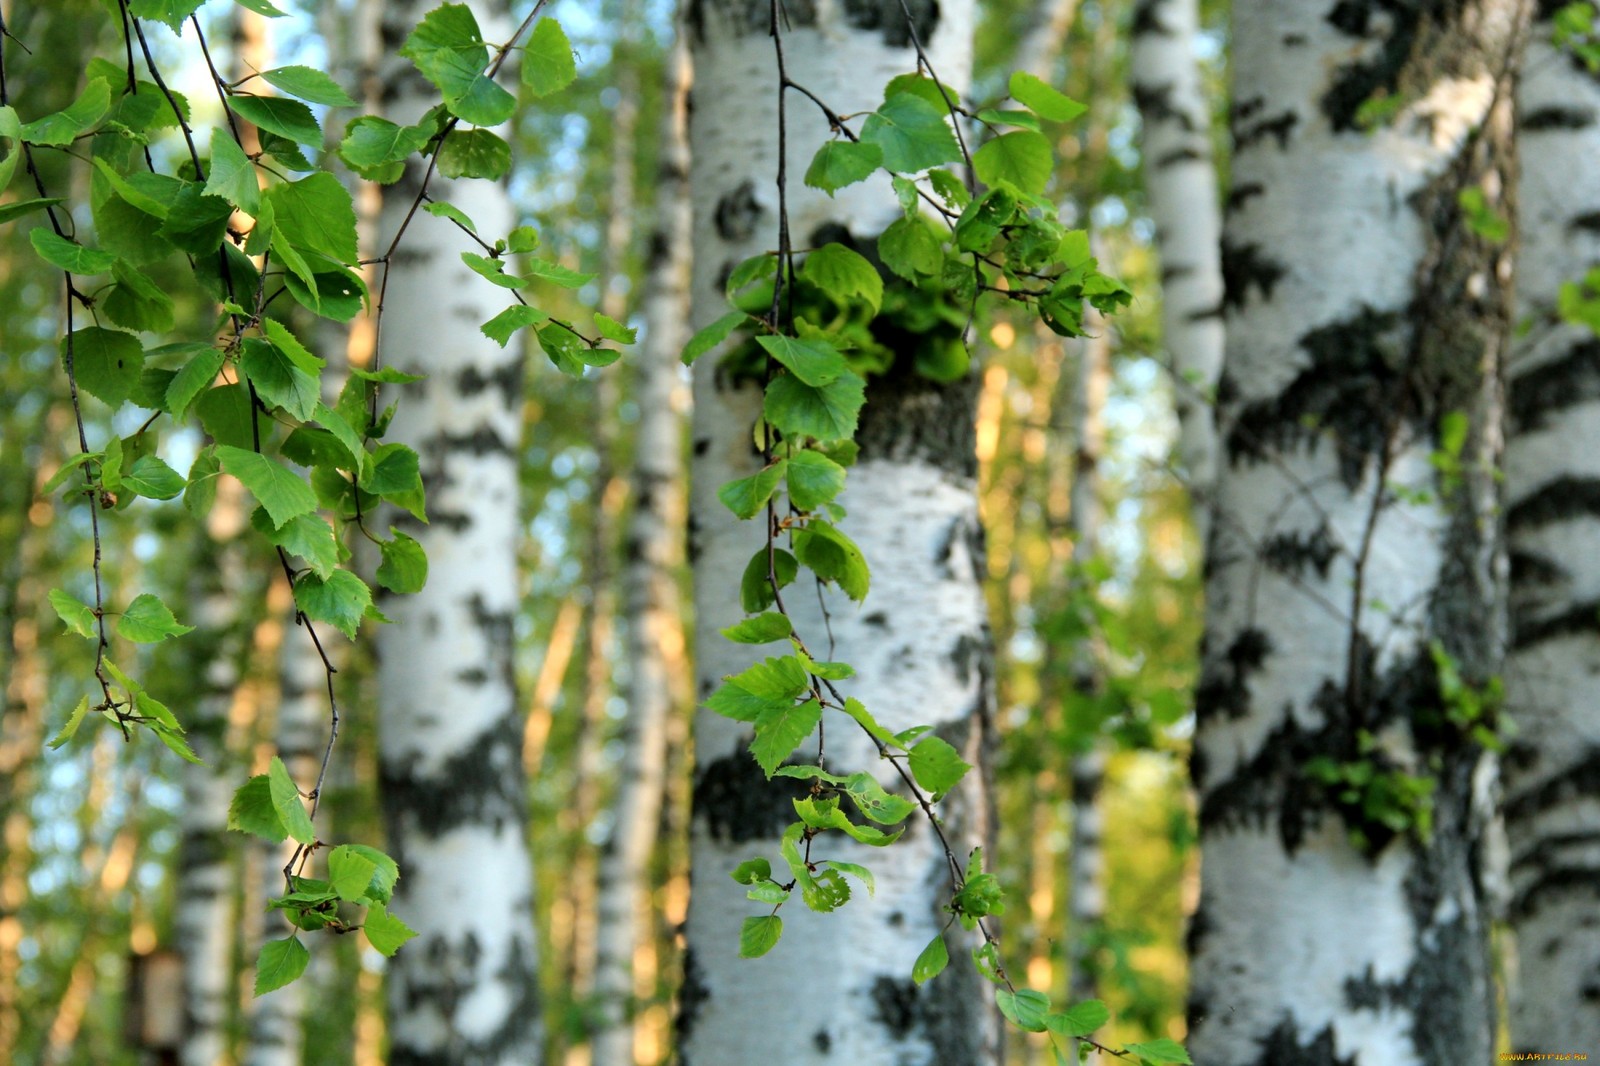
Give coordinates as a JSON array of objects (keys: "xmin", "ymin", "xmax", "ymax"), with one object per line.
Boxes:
[
  {"xmin": 1504, "ymin": 8, "xmax": 1600, "ymax": 1051},
  {"xmin": 176, "ymin": 538, "xmax": 243, "ymax": 1066},
  {"xmin": 375, "ymin": 2, "xmax": 541, "ymax": 1062},
  {"xmin": 589, "ymin": 24, "xmax": 693, "ymax": 1066},
  {"xmin": 1130, "ymin": 0, "xmax": 1224, "ymax": 537},
  {"xmin": 681, "ymin": 4, "xmax": 1000, "ymax": 1063},
  {"xmin": 1190, "ymin": 2, "xmax": 1523, "ymax": 1062}
]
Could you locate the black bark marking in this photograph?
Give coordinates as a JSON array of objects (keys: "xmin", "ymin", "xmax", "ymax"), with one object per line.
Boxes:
[
  {"xmin": 1569, "ymin": 210, "xmax": 1600, "ymax": 234},
  {"xmin": 675, "ymin": 948, "xmax": 709, "ymax": 1045},
  {"xmin": 381, "ymin": 712, "xmax": 529, "ymax": 852},
  {"xmin": 1195, "ymin": 627, "xmax": 1273, "ymax": 728},
  {"xmin": 1133, "ymin": 82, "xmax": 1198, "ymax": 132},
  {"xmin": 1512, "ymin": 599, "xmax": 1600, "ymax": 649},
  {"xmin": 854, "ymin": 357, "xmax": 979, "ymax": 476},
  {"xmin": 1131, "ymin": 0, "xmax": 1171, "ymax": 37},
  {"xmin": 1260, "ymin": 524, "xmax": 1340, "ymax": 579},
  {"xmin": 1234, "ymin": 108, "xmax": 1299, "ymax": 151},
  {"xmin": 1509, "ymin": 337, "xmax": 1600, "ymax": 433},
  {"xmin": 691, "ymin": 743, "xmax": 809, "ymax": 843},
  {"xmin": 841, "ymin": 0, "xmax": 940, "ymax": 46},
  {"xmin": 388, "ymin": 931, "xmax": 541, "ymax": 1065},
  {"xmin": 1157, "ymin": 146, "xmax": 1207, "ymax": 168},
  {"xmin": 1509, "ymin": 827, "xmax": 1600, "ymax": 920},
  {"xmin": 1219, "ymin": 239, "xmax": 1288, "ymax": 312},
  {"xmin": 1227, "ymin": 181, "xmax": 1266, "ymax": 213},
  {"xmin": 1506, "ymin": 476, "xmax": 1600, "ymax": 532},
  {"xmin": 1321, "ymin": 0, "xmax": 1459, "ymax": 133},
  {"xmin": 1227, "ymin": 305, "xmax": 1406, "ymax": 489},
  {"xmin": 686, "ymin": 0, "xmax": 818, "ymax": 42},
  {"xmin": 1505, "ymin": 751, "xmax": 1600, "ymax": 824},
  {"xmin": 1522, "ymin": 105, "xmax": 1597, "ymax": 131},
  {"xmin": 813, "ymin": 1028, "xmax": 833, "ymax": 1052},
  {"xmin": 457, "ymin": 360, "xmax": 522, "ymax": 411},
  {"xmin": 1250, "ymin": 1019, "xmax": 1358, "ymax": 1066},
  {"xmin": 714, "ymin": 181, "xmax": 762, "ymax": 242},
  {"xmin": 871, "ymin": 976, "xmax": 918, "ymax": 1038},
  {"xmin": 433, "ymin": 425, "xmax": 517, "ymax": 457}
]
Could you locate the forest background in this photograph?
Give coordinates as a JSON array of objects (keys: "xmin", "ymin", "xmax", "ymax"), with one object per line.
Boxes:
[{"xmin": 0, "ymin": 0, "xmax": 1593, "ymax": 1064}]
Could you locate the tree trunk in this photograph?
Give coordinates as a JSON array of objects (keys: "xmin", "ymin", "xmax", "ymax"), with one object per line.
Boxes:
[
  {"xmin": 1130, "ymin": 0, "xmax": 1224, "ymax": 538},
  {"xmin": 590, "ymin": 22, "xmax": 692, "ymax": 1066},
  {"xmin": 375, "ymin": 2, "xmax": 542, "ymax": 1062},
  {"xmin": 681, "ymin": 4, "xmax": 1000, "ymax": 1062},
  {"xmin": 1504, "ymin": 5, "xmax": 1600, "ymax": 1051},
  {"xmin": 1190, "ymin": 2, "xmax": 1522, "ymax": 1063}
]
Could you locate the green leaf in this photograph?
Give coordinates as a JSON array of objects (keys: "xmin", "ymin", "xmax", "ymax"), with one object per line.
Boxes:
[
  {"xmin": 266, "ymin": 172, "xmax": 359, "ymax": 265},
  {"xmin": 792, "ymin": 520, "xmax": 870, "ymax": 600},
  {"xmin": 800, "ymin": 243, "xmax": 883, "ymax": 313},
  {"xmin": 401, "ymin": 3, "xmax": 516, "ymax": 126},
  {"xmin": 41, "ymin": 452, "xmax": 99, "ymax": 496},
  {"xmin": 792, "ymin": 795, "xmax": 903, "ymax": 846},
  {"xmin": 22, "ymin": 78, "xmax": 111, "ymax": 146},
  {"xmin": 594, "ymin": 313, "xmax": 636, "ymax": 344},
  {"xmin": 343, "ymin": 845, "xmax": 400, "ymax": 905},
  {"xmin": 739, "ymin": 915, "xmax": 783, "ymax": 958},
  {"xmin": 263, "ymin": 318, "xmax": 325, "ymax": 373},
  {"xmin": 328, "ymin": 845, "xmax": 379, "ymax": 902},
  {"xmin": 363, "ymin": 443, "xmax": 423, "ymax": 497},
  {"xmin": 121, "ymin": 455, "xmax": 186, "ymax": 500},
  {"xmin": 1046, "ymin": 999, "xmax": 1110, "ymax": 1037},
  {"xmin": 731, "ymin": 857, "xmax": 772, "ymax": 884},
  {"xmin": 362, "ymin": 905, "xmax": 417, "ymax": 957},
  {"xmin": 955, "ymin": 187, "xmax": 1018, "ymax": 253},
  {"xmin": 996, "ymin": 988, "xmax": 1051, "ymax": 1032},
  {"xmin": 720, "ymin": 612, "xmax": 793, "ymax": 644},
  {"xmin": 726, "ymin": 254, "xmax": 777, "ymax": 298},
  {"xmin": 128, "ymin": 0, "xmax": 206, "ymax": 31},
  {"xmin": 752, "ymin": 698, "xmax": 824, "ymax": 777},
  {"xmin": 186, "ymin": 447, "xmax": 220, "ymax": 520},
  {"xmin": 523, "ymin": 256, "xmax": 596, "ymax": 289},
  {"xmin": 103, "ymin": 262, "xmax": 176, "ymax": 333},
  {"xmin": 860, "ymin": 93, "xmax": 962, "ymax": 174},
  {"xmin": 267, "ymin": 756, "xmax": 315, "ymax": 846},
  {"xmin": 482, "ymin": 304, "xmax": 550, "ymax": 346},
  {"xmin": 426, "ymin": 200, "xmax": 478, "ymax": 234},
  {"xmin": 252, "ymin": 509, "xmax": 340, "ymax": 580},
  {"xmin": 30, "ymin": 229, "xmax": 118, "ymax": 275},
  {"xmin": 773, "ymin": 764, "xmax": 849, "ymax": 785},
  {"xmin": 0, "ymin": 106, "xmax": 20, "ymax": 193},
  {"xmin": 240, "ymin": 339, "xmax": 319, "ymax": 421},
  {"xmin": 824, "ymin": 859, "xmax": 876, "ymax": 895},
  {"xmin": 0, "ymin": 197, "xmax": 66, "ymax": 225},
  {"xmin": 913, "ymin": 934, "xmax": 949, "ymax": 984},
  {"xmin": 842, "ymin": 772, "xmax": 916, "ymax": 824},
  {"xmin": 718, "ymin": 460, "xmax": 787, "ymax": 520},
  {"xmin": 1124, "ymin": 1039, "xmax": 1193, "ymax": 1065},
  {"xmin": 230, "ymin": 95, "xmax": 322, "ymax": 146},
  {"xmin": 233, "ymin": 0, "xmax": 288, "ymax": 16},
  {"xmin": 376, "ymin": 530, "xmax": 428, "ymax": 594},
  {"xmin": 205, "ymin": 127, "xmax": 261, "ymax": 213},
  {"xmin": 1008, "ymin": 71, "xmax": 1086, "ymax": 123},
  {"xmin": 261, "ymin": 65, "xmax": 357, "ymax": 107},
  {"xmin": 842, "ymin": 697, "xmax": 903, "ymax": 750},
  {"xmin": 116, "ymin": 593, "xmax": 193, "ymax": 643},
  {"xmin": 804, "ymin": 139, "xmax": 883, "ymax": 194},
  {"xmin": 49, "ymin": 588, "xmax": 98, "ymax": 639},
  {"xmin": 47, "ymin": 696, "xmax": 92, "ymax": 750},
  {"xmin": 878, "ymin": 215, "xmax": 944, "ymax": 280},
  {"xmin": 293, "ymin": 569, "xmax": 373, "ymax": 640},
  {"xmin": 254, "ymin": 937, "xmax": 309, "ymax": 996},
  {"xmin": 757, "ymin": 334, "xmax": 847, "ymax": 387},
  {"xmin": 764, "ymin": 370, "xmax": 866, "ymax": 443},
  {"xmin": 522, "ymin": 17, "xmax": 577, "ymax": 96},
  {"xmin": 746, "ymin": 880, "xmax": 790, "ymax": 904},
  {"xmin": 198, "ymin": 384, "xmax": 263, "ymax": 450},
  {"xmin": 340, "ymin": 116, "xmax": 429, "ymax": 182},
  {"xmin": 908, "ymin": 736, "xmax": 971, "ymax": 799},
  {"xmin": 63, "ymin": 328, "xmax": 144, "ymax": 408},
  {"xmin": 216, "ymin": 446, "xmax": 319, "ymax": 529},
  {"xmin": 729, "ymin": 655, "xmax": 810, "ymax": 701},
  {"xmin": 436, "ymin": 129, "xmax": 511, "ymax": 180},
  {"xmin": 228, "ymin": 775, "xmax": 288, "ymax": 842},
  {"xmin": 785, "ymin": 449, "xmax": 847, "ymax": 511},
  {"xmin": 740, "ymin": 546, "xmax": 798, "ymax": 613},
  {"xmin": 462, "ymin": 251, "xmax": 525, "ymax": 289},
  {"xmin": 883, "ymin": 72, "xmax": 958, "ymax": 110},
  {"xmin": 973, "ymin": 130, "xmax": 1052, "ymax": 196},
  {"xmin": 682, "ymin": 310, "xmax": 750, "ymax": 365}
]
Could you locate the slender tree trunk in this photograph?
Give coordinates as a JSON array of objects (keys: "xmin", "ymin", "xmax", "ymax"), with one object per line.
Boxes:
[
  {"xmin": 375, "ymin": 2, "xmax": 542, "ymax": 1062},
  {"xmin": 681, "ymin": 5, "xmax": 1000, "ymax": 1062},
  {"xmin": 1190, "ymin": 2, "xmax": 1523, "ymax": 1062},
  {"xmin": 1131, "ymin": 0, "xmax": 1224, "ymax": 538},
  {"xmin": 590, "ymin": 22, "xmax": 692, "ymax": 1066},
  {"xmin": 1504, "ymin": 6, "xmax": 1600, "ymax": 1051}
]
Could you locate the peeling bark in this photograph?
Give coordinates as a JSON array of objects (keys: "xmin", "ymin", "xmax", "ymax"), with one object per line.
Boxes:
[
  {"xmin": 375, "ymin": 2, "xmax": 542, "ymax": 1062},
  {"xmin": 1191, "ymin": 1, "xmax": 1525, "ymax": 1062},
  {"xmin": 1504, "ymin": 6, "xmax": 1600, "ymax": 1051},
  {"xmin": 682, "ymin": 5, "xmax": 1002, "ymax": 1063}
]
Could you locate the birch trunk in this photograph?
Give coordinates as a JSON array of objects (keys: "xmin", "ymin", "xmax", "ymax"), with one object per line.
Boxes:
[
  {"xmin": 1130, "ymin": 0, "xmax": 1224, "ymax": 536},
  {"xmin": 1190, "ymin": 2, "xmax": 1523, "ymax": 1062},
  {"xmin": 375, "ymin": 2, "xmax": 542, "ymax": 1061},
  {"xmin": 681, "ymin": 5, "xmax": 1000, "ymax": 1062},
  {"xmin": 589, "ymin": 24, "xmax": 692, "ymax": 1066},
  {"xmin": 1504, "ymin": 7, "xmax": 1600, "ymax": 1051}
]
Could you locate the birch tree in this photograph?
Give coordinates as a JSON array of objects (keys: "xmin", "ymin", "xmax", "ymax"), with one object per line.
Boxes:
[
  {"xmin": 1505, "ymin": 3, "xmax": 1600, "ymax": 1051},
  {"xmin": 1130, "ymin": 0, "xmax": 1224, "ymax": 533},
  {"xmin": 1190, "ymin": 2, "xmax": 1523, "ymax": 1062},
  {"xmin": 680, "ymin": 5, "xmax": 1002, "ymax": 1062},
  {"xmin": 374, "ymin": 1, "xmax": 542, "ymax": 1060}
]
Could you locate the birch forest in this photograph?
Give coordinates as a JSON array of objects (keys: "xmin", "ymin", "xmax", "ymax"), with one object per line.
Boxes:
[{"xmin": 3, "ymin": 0, "xmax": 1599, "ymax": 1064}]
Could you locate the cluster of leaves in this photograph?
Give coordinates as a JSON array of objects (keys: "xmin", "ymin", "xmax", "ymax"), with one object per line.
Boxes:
[
  {"xmin": 682, "ymin": 39, "xmax": 1183, "ymax": 1065},
  {"xmin": 12, "ymin": 0, "xmax": 606, "ymax": 994},
  {"xmin": 1553, "ymin": 2, "xmax": 1600, "ymax": 71},
  {"xmin": 1305, "ymin": 732, "xmax": 1439, "ymax": 853}
]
